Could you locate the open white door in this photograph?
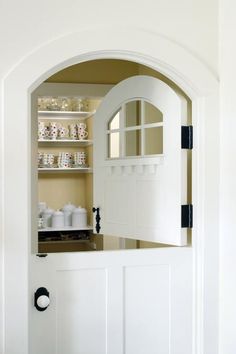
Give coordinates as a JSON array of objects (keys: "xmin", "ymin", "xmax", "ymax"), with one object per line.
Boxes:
[{"xmin": 94, "ymin": 75, "xmax": 188, "ymax": 245}]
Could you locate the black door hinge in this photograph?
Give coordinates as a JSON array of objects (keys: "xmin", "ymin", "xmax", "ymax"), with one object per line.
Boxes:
[
  {"xmin": 181, "ymin": 204, "xmax": 193, "ymax": 228},
  {"xmin": 181, "ymin": 126, "xmax": 193, "ymax": 149}
]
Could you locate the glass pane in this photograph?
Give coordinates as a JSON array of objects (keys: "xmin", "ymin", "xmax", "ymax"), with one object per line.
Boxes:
[
  {"xmin": 108, "ymin": 132, "xmax": 120, "ymax": 158},
  {"xmin": 144, "ymin": 102, "xmax": 163, "ymax": 124},
  {"xmin": 145, "ymin": 127, "xmax": 163, "ymax": 155},
  {"xmin": 125, "ymin": 101, "xmax": 141, "ymax": 127},
  {"xmin": 108, "ymin": 111, "xmax": 120, "ymax": 130},
  {"xmin": 125, "ymin": 130, "xmax": 141, "ymax": 156}
]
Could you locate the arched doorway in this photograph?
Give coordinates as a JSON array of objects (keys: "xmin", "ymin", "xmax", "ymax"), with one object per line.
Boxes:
[{"xmin": 2, "ymin": 28, "xmax": 219, "ymax": 354}]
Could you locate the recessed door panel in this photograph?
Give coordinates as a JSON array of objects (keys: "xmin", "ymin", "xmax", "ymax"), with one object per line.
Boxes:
[
  {"xmin": 56, "ymin": 269, "xmax": 107, "ymax": 354},
  {"xmin": 124, "ymin": 265, "xmax": 170, "ymax": 354}
]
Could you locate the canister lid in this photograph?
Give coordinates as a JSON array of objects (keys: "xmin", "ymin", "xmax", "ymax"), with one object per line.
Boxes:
[
  {"xmin": 62, "ymin": 202, "xmax": 76, "ymax": 212},
  {"xmin": 72, "ymin": 206, "xmax": 87, "ymax": 214},
  {"xmin": 42, "ymin": 208, "xmax": 54, "ymax": 215},
  {"xmin": 53, "ymin": 210, "xmax": 64, "ymax": 216}
]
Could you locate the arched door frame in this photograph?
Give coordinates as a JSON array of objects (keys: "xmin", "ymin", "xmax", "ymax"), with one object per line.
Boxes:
[{"xmin": 2, "ymin": 27, "xmax": 219, "ymax": 354}]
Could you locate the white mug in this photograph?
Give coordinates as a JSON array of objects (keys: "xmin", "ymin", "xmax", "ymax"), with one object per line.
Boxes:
[
  {"xmin": 77, "ymin": 122, "xmax": 86, "ymax": 130},
  {"xmin": 78, "ymin": 130, "xmax": 88, "ymax": 140},
  {"xmin": 68, "ymin": 124, "xmax": 77, "ymax": 140},
  {"xmin": 58, "ymin": 126, "xmax": 68, "ymax": 138}
]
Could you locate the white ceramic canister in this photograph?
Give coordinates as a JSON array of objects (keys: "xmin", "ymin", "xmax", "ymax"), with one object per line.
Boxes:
[
  {"xmin": 62, "ymin": 202, "xmax": 76, "ymax": 226},
  {"xmin": 42, "ymin": 207, "xmax": 54, "ymax": 227},
  {"xmin": 38, "ymin": 201, "xmax": 47, "ymax": 217},
  {"xmin": 72, "ymin": 207, "xmax": 87, "ymax": 228},
  {"xmin": 52, "ymin": 210, "xmax": 64, "ymax": 228}
]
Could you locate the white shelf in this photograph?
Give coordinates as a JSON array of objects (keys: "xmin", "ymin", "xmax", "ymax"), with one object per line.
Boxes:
[
  {"xmin": 38, "ymin": 167, "xmax": 93, "ymax": 173},
  {"xmin": 38, "ymin": 225, "xmax": 93, "ymax": 232},
  {"xmin": 38, "ymin": 110, "xmax": 95, "ymax": 120},
  {"xmin": 38, "ymin": 139, "xmax": 93, "ymax": 147},
  {"xmin": 38, "ymin": 240, "xmax": 93, "ymax": 245}
]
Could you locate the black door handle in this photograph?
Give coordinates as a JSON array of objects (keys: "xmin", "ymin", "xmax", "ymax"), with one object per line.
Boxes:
[
  {"xmin": 92, "ymin": 207, "xmax": 101, "ymax": 234},
  {"xmin": 34, "ymin": 287, "xmax": 50, "ymax": 311}
]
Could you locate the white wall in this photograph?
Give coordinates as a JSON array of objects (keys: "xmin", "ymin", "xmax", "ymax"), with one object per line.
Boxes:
[
  {"xmin": 219, "ymin": 0, "xmax": 236, "ymax": 353},
  {"xmin": 0, "ymin": 0, "xmax": 218, "ymax": 78},
  {"xmin": 0, "ymin": 1, "xmax": 219, "ymax": 353}
]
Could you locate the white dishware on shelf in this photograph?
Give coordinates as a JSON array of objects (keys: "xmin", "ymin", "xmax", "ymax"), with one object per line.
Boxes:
[
  {"xmin": 78, "ymin": 130, "xmax": 88, "ymax": 140},
  {"xmin": 39, "ymin": 153, "xmax": 55, "ymax": 168},
  {"xmin": 49, "ymin": 122, "xmax": 58, "ymax": 140},
  {"xmin": 58, "ymin": 125, "xmax": 68, "ymax": 139},
  {"xmin": 38, "ymin": 121, "xmax": 47, "ymax": 140},
  {"xmin": 38, "ymin": 201, "xmax": 47, "ymax": 216},
  {"xmin": 38, "ymin": 217, "xmax": 44, "ymax": 229},
  {"xmin": 72, "ymin": 207, "xmax": 87, "ymax": 228},
  {"xmin": 52, "ymin": 210, "xmax": 64, "ymax": 228},
  {"xmin": 68, "ymin": 124, "xmax": 77, "ymax": 140},
  {"xmin": 58, "ymin": 152, "xmax": 73, "ymax": 168},
  {"xmin": 73, "ymin": 151, "xmax": 86, "ymax": 166},
  {"xmin": 77, "ymin": 122, "xmax": 86, "ymax": 130},
  {"xmin": 42, "ymin": 207, "xmax": 54, "ymax": 227},
  {"xmin": 62, "ymin": 202, "xmax": 76, "ymax": 226}
]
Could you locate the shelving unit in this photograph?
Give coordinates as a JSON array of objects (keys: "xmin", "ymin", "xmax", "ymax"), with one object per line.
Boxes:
[
  {"xmin": 38, "ymin": 225, "xmax": 93, "ymax": 232},
  {"xmin": 38, "ymin": 167, "xmax": 93, "ymax": 173},
  {"xmin": 37, "ymin": 94, "xmax": 99, "ymax": 251},
  {"xmin": 38, "ymin": 110, "xmax": 95, "ymax": 120},
  {"xmin": 38, "ymin": 139, "xmax": 93, "ymax": 147},
  {"xmin": 39, "ymin": 240, "xmax": 94, "ymax": 245},
  {"xmin": 35, "ymin": 83, "xmax": 112, "ymax": 252}
]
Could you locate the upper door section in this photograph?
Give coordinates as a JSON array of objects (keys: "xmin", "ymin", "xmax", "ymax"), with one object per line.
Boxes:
[{"xmin": 94, "ymin": 75, "xmax": 187, "ymax": 246}]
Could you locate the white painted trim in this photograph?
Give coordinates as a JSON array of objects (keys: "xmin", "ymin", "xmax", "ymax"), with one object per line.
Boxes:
[{"xmin": 1, "ymin": 27, "xmax": 219, "ymax": 354}]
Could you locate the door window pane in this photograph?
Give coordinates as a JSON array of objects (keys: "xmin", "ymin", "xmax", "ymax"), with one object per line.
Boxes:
[
  {"xmin": 108, "ymin": 111, "xmax": 120, "ymax": 130},
  {"xmin": 144, "ymin": 127, "xmax": 163, "ymax": 155},
  {"xmin": 125, "ymin": 101, "xmax": 141, "ymax": 127},
  {"xmin": 125, "ymin": 130, "xmax": 141, "ymax": 156},
  {"xmin": 144, "ymin": 102, "xmax": 163, "ymax": 124},
  {"xmin": 108, "ymin": 132, "xmax": 120, "ymax": 158}
]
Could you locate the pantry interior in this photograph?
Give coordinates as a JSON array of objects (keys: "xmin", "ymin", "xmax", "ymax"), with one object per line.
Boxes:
[{"xmin": 34, "ymin": 59, "xmax": 192, "ymax": 253}]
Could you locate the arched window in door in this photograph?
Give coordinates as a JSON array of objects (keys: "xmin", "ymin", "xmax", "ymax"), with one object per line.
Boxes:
[{"xmin": 107, "ymin": 100, "xmax": 163, "ymax": 159}]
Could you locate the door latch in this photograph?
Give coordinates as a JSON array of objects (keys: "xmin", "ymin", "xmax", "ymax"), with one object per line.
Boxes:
[{"xmin": 92, "ymin": 207, "xmax": 101, "ymax": 234}]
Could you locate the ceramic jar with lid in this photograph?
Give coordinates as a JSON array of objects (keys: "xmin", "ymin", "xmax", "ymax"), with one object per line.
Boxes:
[
  {"xmin": 62, "ymin": 202, "xmax": 76, "ymax": 226},
  {"xmin": 52, "ymin": 210, "xmax": 64, "ymax": 228},
  {"xmin": 38, "ymin": 201, "xmax": 47, "ymax": 217},
  {"xmin": 72, "ymin": 206, "xmax": 87, "ymax": 228},
  {"xmin": 42, "ymin": 207, "xmax": 54, "ymax": 227}
]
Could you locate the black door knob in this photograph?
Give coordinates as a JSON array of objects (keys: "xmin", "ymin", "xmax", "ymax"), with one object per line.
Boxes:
[{"xmin": 34, "ymin": 287, "xmax": 50, "ymax": 311}]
